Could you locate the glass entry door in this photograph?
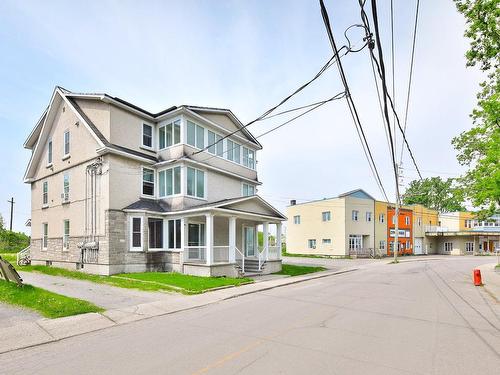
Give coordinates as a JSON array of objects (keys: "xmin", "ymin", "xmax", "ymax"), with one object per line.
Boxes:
[
  {"xmin": 188, "ymin": 223, "xmax": 205, "ymax": 260},
  {"xmin": 244, "ymin": 226, "xmax": 256, "ymax": 257}
]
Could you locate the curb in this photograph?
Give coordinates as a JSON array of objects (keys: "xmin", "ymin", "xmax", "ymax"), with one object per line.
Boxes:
[{"xmin": 0, "ymin": 267, "xmax": 358, "ymax": 355}]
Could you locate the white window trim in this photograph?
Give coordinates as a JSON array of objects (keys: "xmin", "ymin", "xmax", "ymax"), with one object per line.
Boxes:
[
  {"xmin": 158, "ymin": 117, "xmax": 182, "ymax": 150},
  {"xmin": 307, "ymin": 239, "xmax": 316, "ymax": 249},
  {"xmin": 465, "ymin": 242, "xmax": 474, "ymax": 252},
  {"xmin": 293, "ymin": 215, "xmax": 301, "ymax": 224},
  {"xmin": 158, "ymin": 165, "xmax": 182, "ymax": 198},
  {"xmin": 63, "ymin": 220, "xmax": 70, "ymax": 251},
  {"xmin": 167, "ymin": 218, "xmax": 183, "ymax": 251},
  {"xmin": 141, "ymin": 122, "xmax": 155, "ymax": 150},
  {"xmin": 47, "ymin": 138, "xmax": 53, "ymax": 167},
  {"xmin": 444, "ymin": 242, "xmax": 453, "ymax": 252},
  {"xmin": 379, "ymin": 213, "xmax": 384, "ymax": 223},
  {"xmin": 186, "ymin": 166, "xmax": 207, "ymax": 200},
  {"xmin": 322, "ymin": 238, "xmax": 332, "ymax": 244},
  {"xmin": 147, "ymin": 216, "xmax": 166, "ymax": 251},
  {"xmin": 42, "ymin": 180, "xmax": 49, "ymax": 207},
  {"xmin": 366, "ymin": 212, "xmax": 372, "ymax": 222},
  {"xmin": 241, "ymin": 182, "xmax": 256, "ymax": 197},
  {"xmin": 63, "ymin": 130, "xmax": 71, "ymax": 159},
  {"xmin": 352, "ymin": 210, "xmax": 359, "ymax": 221},
  {"xmin": 130, "ymin": 216, "xmax": 144, "ymax": 251},
  {"xmin": 141, "ymin": 166, "xmax": 156, "ymax": 198},
  {"xmin": 322, "ymin": 211, "xmax": 331, "ymax": 222},
  {"xmin": 42, "ymin": 223, "xmax": 48, "ymax": 250}
]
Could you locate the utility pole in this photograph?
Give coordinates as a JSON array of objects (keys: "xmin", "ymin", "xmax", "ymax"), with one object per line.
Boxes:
[
  {"xmin": 7, "ymin": 197, "xmax": 14, "ymax": 231},
  {"xmin": 394, "ymin": 183, "xmax": 399, "ymax": 262}
]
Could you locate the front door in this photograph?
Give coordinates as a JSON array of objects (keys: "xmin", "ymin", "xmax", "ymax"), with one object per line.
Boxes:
[
  {"xmin": 414, "ymin": 238, "xmax": 423, "ymax": 255},
  {"xmin": 243, "ymin": 226, "xmax": 256, "ymax": 257}
]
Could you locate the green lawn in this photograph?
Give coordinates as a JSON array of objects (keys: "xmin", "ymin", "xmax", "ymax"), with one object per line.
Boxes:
[
  {"xmin": 275, "ymin": 264, "xmax": 326, "ymax": 276},
  {"xmin": 17, "ymin": 265, "xmax": 253, "ymax": 294},
  {"xmin": 0, "ymin": 253, "xmax": 16, "ymax": 263},
  {"xmin": 0, "ymin": 279, "xmax": 102, "ymax": 318}
]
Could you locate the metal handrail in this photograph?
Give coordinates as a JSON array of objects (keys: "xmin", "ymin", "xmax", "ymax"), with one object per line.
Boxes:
[
  {"xmin": 17, "ymin": 246, "xmax": 31, "ymax": 266},
  {"xmin": 257, "ymin": 246, "xmax": 267, "ymax": 271},
  {"xmin": 235, "ymin": 246, "xmax": 245, "ymax": 273}
]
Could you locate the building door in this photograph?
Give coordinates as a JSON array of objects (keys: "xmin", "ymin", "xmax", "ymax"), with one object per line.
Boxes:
[
  {"xmin": 414, "ymin": 238, "xmax": 423, "ymax": 255},
  {"xmin": 188, "ymin": 223, "xmax": 205, "ymax": 260},
  {"xmin": 243, "ymin": 226, "xmax": 256, "ymax": 257}
]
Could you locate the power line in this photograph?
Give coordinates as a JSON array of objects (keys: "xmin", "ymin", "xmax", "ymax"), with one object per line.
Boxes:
[
  {"xmin": 319, "ymin": 0, "xmax": 389, "ymax": 203},
  {"xmin": 399, "ymin": 0, "xmax": 421, "ymax": 164},
  {"xmin": 390, "ymin": 0, "xmax": 396, "ymax": 152}
]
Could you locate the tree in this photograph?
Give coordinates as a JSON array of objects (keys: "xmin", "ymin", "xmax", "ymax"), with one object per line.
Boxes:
[
  {"xmin": 0, "ymin": 213, "xmax": 4, "ymax": 230},
  {"xmin": 452, "ymin": 0, "xmax": 500, "ymax": 219},
  {"xmin": 402, "ymin": 177, "xmax": 465, "ymax": 212}
]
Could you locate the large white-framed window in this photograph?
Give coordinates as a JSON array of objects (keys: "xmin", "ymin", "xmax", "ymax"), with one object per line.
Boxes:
[
  {"xmin": 63, "ymin": 220, "xmax": 70, "ymax": 250},
  {"xmin": 207, "ymin": 130, "xmax": 224, "ymax": 156},
  {"xmin": 444, "ymin": 242, "xmax": 453, "ymax": 252},
  {"xmin": 348, "ymin": 235, "xmax": 362, "ymax": 251},
  {"xmin": 379, "ymin": 213, "xmax": 385, "ymax": 223},
  {"xmin": 158, "ymin": 166, "xmax": 181, "ymax": 197},
  {"xmin": 307, "ymin": 239, "xmax": 316, "ymax": 249},
  {"xmin": 63, "ymin": 130, "xmax": 70, "ymax": 157},
  {"xmin": 227, "ymin": 140, "xmax": 241, "ymax": 164},
  {"xmin": 142, "ymin": 168, "xmax": 155, "ymax": 196},
  {"xmin": 42, "ymin": 181, "xmax": 49, "ymax": 206},
  {"xmin": 186, "ymin": 167, "xmax": 205, "ymax": 199},
  {"xmin": 242, "ymin": 183, "xmax": 256, "ymax": 197},
  {"xmin": 322, "ymin": 238, "xmax": 331, "ymax": 245},
  {"xmin": 42, "ymin": 223, "xmax": 48, "ymax": 250},
  {"xmin": 322, "ymin": 211, "xmax": 331, "ymax": 222},
  {"xmin": 187, "ymin": 120, "xmax": 205, "ymax": 149},
  {"xmin": 379, "ymin": 240, "xmax": 386, "ymax": 250},
  {"xmin": 47, "ymin": 139, "xmax": 53, "ymax": 165},
  {"xmin": 130, "ymin": 217, "xmax": 143, "ymax": 251},
  {"xmin": 63, "ymin": 172, "xmax": 70, "ymax": 202},
  {"xmin": 148, "ymin": 218, "xmax": 164, "ymax": 250},
  {"xmin": 352, "ymin": 210, "xmax": 359, "ymax": 221},
  {"xmin": 293, "ymin": 215, "xmax": 301, "ymax": 224},
  {"xmin": 366, "ymin": 212, "xmax": 372, "ymax": 222},
  {"xmin": 465, "ymin": 242, "xmax": 474, "ymax": 252},
  {"xmin": 142, "ymin": 123, "xmax": 153, "ymax": 148},
  {"xmin": 158, "ymin": 120, "xmax": 181, "ymax": 149},
  {"xmin": 242, "ymin": 147, "xmax": 255, "ymax": 169},
  {"xmin": 168, "ymin": 219, "xmax": 182, "ymax": 249}
]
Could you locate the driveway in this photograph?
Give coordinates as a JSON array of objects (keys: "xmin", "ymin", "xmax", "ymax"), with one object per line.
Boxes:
[
  {"xmin": 0, "ymin": 303, "xmax": 40, "ymax": 329},
  {"xmin": 19, "ymin": 272, "xmax": 179, "ymax": 310},
  {"xmin": 2, "ymin": 257, "xmax": 498, "ymax": 374}
]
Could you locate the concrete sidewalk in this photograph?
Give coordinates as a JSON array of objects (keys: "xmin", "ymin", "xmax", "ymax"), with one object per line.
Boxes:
[
  {"xmin": 0, "ymin": 267, "xmax": 357, "ymax": 355},
  {"xmin": 477, "ymin": 262, "xmax": 500, "ymax": 302}
]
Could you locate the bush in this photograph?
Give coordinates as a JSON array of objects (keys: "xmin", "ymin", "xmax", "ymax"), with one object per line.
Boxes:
[{"xmin": 0, "ymin": 229, "xmax": 30, "ymax": 253}]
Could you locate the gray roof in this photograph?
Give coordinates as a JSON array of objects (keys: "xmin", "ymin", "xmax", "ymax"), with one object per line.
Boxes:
[{"xmin": 123, "ymin": 199, "xmax": 171, "ymax": 213}]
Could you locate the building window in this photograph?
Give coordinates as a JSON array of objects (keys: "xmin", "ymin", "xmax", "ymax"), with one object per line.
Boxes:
[
  {"xmin": 242, "ymin": 147, "xmax": 255, "ymax": 169},
  {"xmin": 158, "ymin": 120, "xmax": 181, "ymax": 149},
  {"xmin": 187, "ymin": 167, "xmax": 205, "ymax": 199},
  {"xmin": 63, "ymin": 220, "xmax": 70, "ymax": 250},
  {"xmin": 148, "ymin": 218, "xmax": 163, "ymax": 249},
  {"xmin": 322, "ymin": 238, "xmax": 331, "ymax": 244},
  {"xmin": 348, "ymin": 235, "xmax": 362, "ymax": 251},
  {"xmin": 63, "ymin": 172, "xmax": 70, "ymax": 202},
  {"xmin": 465, "ymin": 242, "xmax": 474, "ymax": 252},
  {"xmin": 307, "ymin": 239, "xmax": 316, "ymax": 249},
  {"xmin": 131, "ymin": 217, "xmax": 143, "ymax": 250},
  {"xmin": 418, "ymin": 217, "xmax": 422, "ymax": 226},
  {"xmin": 322, "ymin": 211, "xmax": 331, "ymax": 222},
  {"xmin": 207, "ymin": 131, "xmax": 224, "ymax": 156},
  {"xmin": 168, "ymin": 219, "xmax": 182, "ymax": 249},
  {"xmin": 405, "ymin": 216, "xmax": 410, "ymax": 225},
  {"xmin": 379, "ymin": 213, "xmax": 384, "ymax": 223},
  {"xmin": 42, "ymin": 181, "xmax": 48, "ymax": 205},
  {"xmin": 242, "ymin": 183, "xmax": 255, "ymax": 196},
  {"xmin": 352, "ymin": 210, "xmax": 359, "ymax": 221},
  {"xmin": 379, "ymin": 240, "xmax": 386, "ymax": 250},
  {"xmin": 406, "ymin": 240, "xmax": 410, "ymax": 249},
  {"xmin": 142, "ymin": 168, "xmax": 155, "ymax": 196},
  {"xmin": 142, "ymin": 123, "xmax": 153, "ymax": 148},
  {"xmin": 187, "ymin": 120, "xmax": 204, "ymax": 149},
  {"xmin": 293, "ymin": 215, "xmax": 301, "ymax": 224},
  {"xmin": 42, "ymin": 223, "xmax": 48, "ymax": 249},
  {"xmin": 227, "ymin": 140, "xmax": 241, "ymax": 163},
  {"xmin": 47, "ymin": 139, "xmax": 53, "ymax": 164},
  {"xmin": 366, "ymin": 212, "xmax": 372, "ymax": 222},
  {"xmin": 63, "ymin": 130, "xmax": 70, "ymax": 156},
  {"xmin": 159, "ymin": 166, "xmax": 181, "ymax": 197},
  {"xmin": 444, "ymin": 242, "xmax": 453, "ymax": 252}
]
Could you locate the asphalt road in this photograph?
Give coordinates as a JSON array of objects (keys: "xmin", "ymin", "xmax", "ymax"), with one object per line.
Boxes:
[{"xmin": 1, "ymin": 257, "xmax": 499, "ymax": 375}]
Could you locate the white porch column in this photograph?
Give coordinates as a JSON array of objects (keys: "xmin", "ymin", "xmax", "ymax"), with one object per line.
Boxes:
[
  {"xmin": 180, "ymin": 217, "xmax": 186, "ymax": 264},
  {"xmin": 263, "ymin": 222, "xmax": 269, "ymax": 261},
  {"xmin": 205, "ymin": 213, "xmax": 213, "ymax": 265},
  {"xmin": 276, "ymin": 222, "xmax": 283, "ymax": 260},
  {"xmin": 229, "ymin": 216, "xmax": 236, "ymax": 263}
]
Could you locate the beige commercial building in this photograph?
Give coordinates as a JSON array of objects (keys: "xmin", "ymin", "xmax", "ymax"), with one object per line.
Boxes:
[{"xmin": 23, "ymin": 87, "xmax": 285, "ymax": 276}]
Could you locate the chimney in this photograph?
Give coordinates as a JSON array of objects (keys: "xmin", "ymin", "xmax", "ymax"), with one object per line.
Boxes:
[{"xmin": 290, "ymin": 199, "xmax": 296, "ymax": 206}]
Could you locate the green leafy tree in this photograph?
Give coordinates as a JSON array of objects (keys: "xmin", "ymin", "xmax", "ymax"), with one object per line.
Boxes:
[
  {"xmin": 402, "ymin": 177, "xmax": 465, "ymax": 212},
  {"xmin": 452, "ymin": 0, "xmax": 500, "ymax": 218},
  {"xmin": 0, "ymin": 214, "xmax": 4, "ymax": 230}
]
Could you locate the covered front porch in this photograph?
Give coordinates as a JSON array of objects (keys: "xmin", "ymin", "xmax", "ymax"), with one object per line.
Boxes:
[{"xmin": 181, "ymin": 212, "xmax": 283, "ymax": 277}]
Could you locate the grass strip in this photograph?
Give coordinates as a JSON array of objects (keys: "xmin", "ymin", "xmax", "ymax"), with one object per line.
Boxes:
[
  {"xmin": 274, "ymin": 264, "xmax": 326, "ymax": 276},
  {"xmin": 0, "ymin": 279, "xmax": 103, "ymax": 318}
]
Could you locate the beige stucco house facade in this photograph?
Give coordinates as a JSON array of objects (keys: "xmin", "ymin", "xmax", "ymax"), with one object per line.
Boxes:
[{"xmin": 23, "ymin": 87, "xmax": 285, "ymax": 276}]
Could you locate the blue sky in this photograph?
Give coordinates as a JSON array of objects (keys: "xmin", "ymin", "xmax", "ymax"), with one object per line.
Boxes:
[{"xmin": 0, "ymin": 0, "xmax": 482, "ymax": 233}]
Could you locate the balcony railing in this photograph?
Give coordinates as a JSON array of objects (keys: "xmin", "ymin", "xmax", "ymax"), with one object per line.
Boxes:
[
  {"xmin": 184, "ymin": 246, "xmax": 206, "ymax": 263},
  {"xmin": 349, "ymin": 247, "xmax": 375, "ymax": 258},
  {"xmin": 425, "ymin": 225, "xmax": 449, "ymax": 233},
  {"xmin": 213, "ymin": 246, "xmax": 230, "ymax": 263}
]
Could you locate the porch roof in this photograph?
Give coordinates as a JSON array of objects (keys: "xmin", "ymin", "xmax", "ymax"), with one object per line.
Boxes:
[{"xmin": 123, "ymin": 195, "xmax": 286, "ymax": 220}]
